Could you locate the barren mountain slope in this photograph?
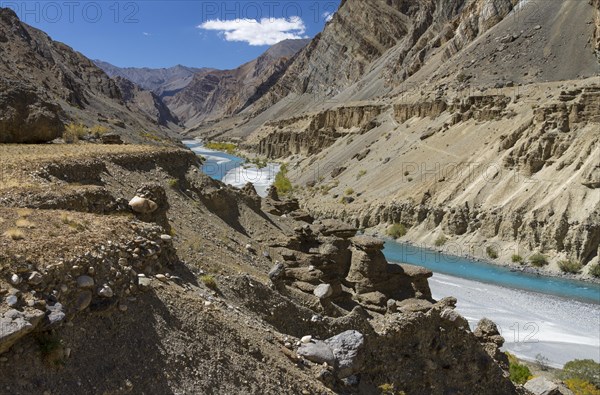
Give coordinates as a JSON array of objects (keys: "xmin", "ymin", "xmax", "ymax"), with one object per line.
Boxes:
[
  {"xmin": 0, "ymin": 8, "xmax": 176, "ymax": 144},
  {"xmin": 114, "ymin": 76, "xmax": 179, "ymax": 127},
  {"xmin": 168, "ymin": 38, "xmax": 310, "ymax": 127}
]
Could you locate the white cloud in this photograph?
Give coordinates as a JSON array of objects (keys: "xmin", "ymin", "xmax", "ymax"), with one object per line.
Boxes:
[
  {"xmin": 142, "ymin": 32, "xmax": 152, "ymax": 36},
  {"xmin": 198, "ymin": 17, "xmax": 307, "ymax": 46},
  {"xmin": 323, "ymin": 11, "xmax": 334, "ymax": 22}
]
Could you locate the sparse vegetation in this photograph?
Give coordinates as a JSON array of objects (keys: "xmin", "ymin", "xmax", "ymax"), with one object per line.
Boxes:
[
  {"xmin": 60, "ymin": 213, "xmax": 87, "ymax": 232},
  {"xmin": 357, "ymin": 169, "xmax": 367, "ymax": 180},
  {"xmin": 90, "ymin": 125, "xmax": 109, "ymax": 138},
  {"xmin": 378, "ymin": 383, "xmax": 406, "ymax": 395},
  {"xmin": 529, "ymin": 253, "xmax": 548, "ymax": 267},
  {"xmin": 511, "ymin": 254, "xmax": 523, "ymax": 263},
  {"xmin": 564, "ymin": 378, "xmax": 600, "ymax": 395},
  {"xmin": 387, "ymin": 223, "xmax": 407, "ymax": 239},
  {"xmin": 200, "ymin": 275, "xmax": 218, "ymax": 290},
  {"xmin": 140, "ymin": 131, "xmax": 163, "ymax": 142},
  {"xmin": 535, "ymin": 353, "xmax": 550, "ymax": 371},
  {"xmin": 15, "ymin": 218, "xmax": 35, "ymax": 229},
  {"xmin": 168, "ymin": 178, "xmax": 179, "ymax": 190},
  {"xmin": 63, "ymin": 123, "xmax": 87, "ymax": 144},
  {"xmin": 274, "ymin": 163, "xmax": 293, "ymax": 194},
  {"xmin": 558, "ymin": 259, "xmax": 582, "ymax": 274},
  {"xmin": 344, "ymin": 188, "xmax": 354, "ymax": 195},
  {"xmin": 506, "ymin": 352, "xmax": 532, "ymax": 385},
  {"xmin": 16, "ymin": 208, "xmax": 33, "ymax": 217},
  {"xmin": 36, "ymin": 333, "xmax": 62, "ymax": 356},
  {"xmin": 560, "ymin": 359, "xmax": 600, "ymax": 389},
  {"xmin": 486, "ymin": 246, "xmax": 498, "ymax": 259},
  {"xmin": 590, "ymin": 264, "xmax": 600, "ymax": 278},
  {"xmin": 205, "ymin": 142, "xmax": 237, "ymax": 154},
  {"xmin": 434, "ymin": 235, "xmax": 447, "ymax": 247},
  {"xmin": 3, "ymin": 228, "xmax": 25, "ymax": 240}
]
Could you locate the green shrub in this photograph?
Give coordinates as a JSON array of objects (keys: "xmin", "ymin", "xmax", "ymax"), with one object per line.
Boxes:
[
  {"xmin": 274, "ymin": 164, "xmax": 292, "ymax": 194},
  {"xmin": 344, "ymin": 188, "xmax": 354, "ymax": 195},
  {"xmin": 387, "ymin": 223, "xmax": 406, "ymax": 239},
  {"xmin": 90, "ymin": 125, "xmax": 108, "ymax": 138},
  {"xmin": 507, "ymin": 352, "xmax": 532, "ymax": 385},
  {"xmin": 511, "ymin": 254, "xmax": 523, "ymax": 263},
  {"xmin": 560, "ymin": 359, "xmax": 600, "ymax": 388},
  {"xmin": 564, "ymin": 378, "xmax": 600, "ymax": 395},
  {"xmin": 200, "ymin": 275, "xmax": 217, "ymax": 290},
  {"xmin": 204, "ymin": 142, "xmax": 237, "ymax": 154},
  {"xmin": 589, "ymin": 264, "xmax": 600, "ymax": 278},
  {"xmin": 434, "ymin": 235, "xmax": 447, "ymax": 247},
  {"xmin": 168, "ymin": 178, "xmax": 179, "ymax": 190},
  {"xmin": 558, "ymin": 260, "xmax": 582, "ymax": 274},
  {"xmin": 357, "ymin": 170, "xmax": 367, "ymax": 180},
  {"xmin": 486, "ymin": 246, "xmax": 498, "ymax": 259},
  {"xmin": 529, "ymin": 253, "xmax": 548, "ymax": 267}
]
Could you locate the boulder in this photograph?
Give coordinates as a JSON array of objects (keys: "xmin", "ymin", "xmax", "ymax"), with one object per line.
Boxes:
[
  {"xmin": 101, "ymin": 133, "xmax": 123, "ymax": 145},
  {"xmin": 313, "ymin": 284, "xmax": 333, "ymax": 299},
  {"xmin": 0, "ymin": 308, "xmax": 45, "ymax": 354},
  {"xmin": 297, "ymin": 341, "xmax": 336, "ymax": 366},
  {"xmin": 324, "ymin": 330, "xmax": 365, "ymax": 379},
  {"xmin": 524, "ymin": 377, "xmax": 562, "ymax": 395},
  {"xmin": 129, "ymin": 196, "xmax": 158, "ymax": 214}
]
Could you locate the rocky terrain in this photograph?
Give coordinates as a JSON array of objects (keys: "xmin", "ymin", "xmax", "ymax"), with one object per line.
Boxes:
[
  {"xmin": 0, "ymin": 8, "xmax": 177, "ymax": 144},
  {"xmin": 0, "ymin": 143, "xmax": 521, "ymax": 394},
  {"xmin": 187, "ymin": 0, "xmax": 600, "ymax": 279}
]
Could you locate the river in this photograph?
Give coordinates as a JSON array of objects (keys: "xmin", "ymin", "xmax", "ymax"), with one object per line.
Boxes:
[{"xmin": 184, "ymin": 140, "xmax": 600, "ymax": 367}]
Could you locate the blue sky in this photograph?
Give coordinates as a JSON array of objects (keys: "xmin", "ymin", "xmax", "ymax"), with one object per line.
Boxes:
[{"xmin": 4, "ymin": 0, "xmax": 340, "ymax": 70}]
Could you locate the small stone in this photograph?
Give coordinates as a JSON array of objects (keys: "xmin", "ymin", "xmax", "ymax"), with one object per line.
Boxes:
[
  {"xmin": 204, "ymin": 301, "xmax": 212, "ymax": 307},
  {"xmin": 245, "ymin": 244, "xmax": 252, "ymax": 250},
  {"xmin": 119, "ymin": 304, "xmax": 128, "ymax": 312},
  {"xmin": 10, "ymin": 274, "xmax": 21, "ymax": 285},
  {"xmin": 534, "ymin": 25, "xmax": 542, "ymax": 30},
  {"xmin": 77, "ymin": 276, "xmax": 94, "ymax": 289},
  {"xmin": 155, "ymin": 274, "xmax": 167, "ymax": 282},
  {"xmin": 268, "ymin": 263, "xmax": 285, "ymax": 282},
  {"xmin": 313, "ymin": 284, "xmax": 333, "ymax": 300},
  {"xmin": 27, "ymin": 272, "xmax": 43, "ymax": 285},
  {"xmin": 6, "ymin": 295, "xmax": 18, "ymax": 307},
  {"xmin": 60, "ymin": 284, "xmax": 68, "ymax": 292},
  {"xmin": 138, "ymin": 277, "xmax": 152, "ymax": 288},
  {"xmin": 75, "ymin": 291, "xmax": 93, "ymax": 311},
  {"xmin": 98, "ymin": 285, "xmax": 114, "ymax": 298},
  {"xmin": 160, "ymin": 234, "xmax": 172, "ymax": 242},
  {"xmin": 118, "ymin": 258, "xmax": 128, "ymax": 266},
  {"xmin": 129, "ymin": 196, "xmax": 158, "ymax": 214},
  {"xmin": 88, "ymin": 267, "xmax": 95, "ymax": 275},
  {"xmin": 301, "ymin": 335, "xmax": 312, "ymax": 344}
]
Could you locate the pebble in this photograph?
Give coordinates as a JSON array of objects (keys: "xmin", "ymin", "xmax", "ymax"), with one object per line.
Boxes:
[
  {"xmin": 10, "ymin": 274, "xmax": 21, "ymax": 285},
  {"xmin": 119, "ymin": 304, "xmax": 128, "ymax": 312},
  {"xmin": 204, "ymin": 301, "xmax": 212, "ymax": 307},
  {"xmin": 155, "ymin": 274, "xmax": 167, "ymax": 282},
  {"xmin": 98, "ymin": 285, "xmax": 114, "ymax": 298},
  {"xmin": 301, "ymin": 335, "xmax": 312, "ymax": 344},
  {"xmin": 6, "ymin": 295, "xmax": 18, "ymax": 307},
  {"xmin": 160, "ymin": 234, "xmax": 172, "ymax": 241},
  {"xmin": 60, "ymin": 284, "xmax": 68, "ymax": 292},
  {"xmin": 28, "ymin": 272, "xmax": 43, "ymax": 285},
  {"xmin": 77, "ymin": 275, "xmax": 94, "ymax": 289}
]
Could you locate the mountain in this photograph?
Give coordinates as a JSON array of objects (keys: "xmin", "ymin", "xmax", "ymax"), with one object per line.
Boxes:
[
  {"xmin": 189, "ymin": 0, "xmax": 600, "ymax": 277},
  {"xmin": 114, "ymin": 76, "xmax": 179, "ymax": 126},
  {"xmin": 0, "ymin": 7, "xmax": 177, "ymax": 144},
  {"xmin": 94, "ymin": 61, "xmax": 209, "ymax": 98},
  {"xmin": 166, "ymin": 38, "xmax": 311, "ymax": 127}
]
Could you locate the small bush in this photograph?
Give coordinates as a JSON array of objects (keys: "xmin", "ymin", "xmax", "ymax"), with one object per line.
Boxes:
[
  {"xmin": 535, "ymin": 353, "xmax": 550, "ymax": 371},
  {"xmin": 434, "ymin": 235, "xmax": 447, "ymax": 247},
  {"xmin": 168, "ymin": 178, "xmax": 179, "ymax": 190},
  {"xmin": 274, "ymin": 164, "xmax": 293, "ymax": 194},
  {"xmin": 344, "ymin": 188, "xmax": 354, "ymax": 195},
  {"xmin": 506, "ymin": 352, "xmax": 532, "ymax": 385},
  {"xmin": 15, "ymin": 219, "xmax": 35, "ymax": 229},
  {"xmin": 200, "ymin": 275, "xmax": 217, "ymax": 290},
  {"xmin": 36, "ymin": 333, "xmax": 62, "ymax": 356},
  {"xmin": 378, "ymin": 383, "xmax": 406, "ymax": 395},
  {"xmin": 558, "ymin": 260, "xmax": 582, "ymax": 274},
  {"xmin": 486, "ymin": 246, "xmax": 498, "ymax": 259},
  {"xmin": 590, "ymin": 264, "xmax": 600, "ymax": 278},
  {"xmin": 387, "ymin": 223, "xmax": 407, "ymax": 239},
  {"xmin": 560, "ymin": 359, "xmax": 600, "ymax": 388},
  {"xmin": 511, "ymin": 254, "xmax": 523, "ymax": 263},
  {"xmin": 564, "ymin": 378, "xmax": 600, "ymax": 395},
  {"xmin": 529, "ymin": 253, "xmax": 548, "ymax": 267},
  {"xmin": 357, "ymin": 170, "xmax": 367, "ymax": 180},
  {"xmin": 63, "ymin": 123, "xmax": 87, "ymax": 144},
  {"xmin": 3, "ymin": 228, "xmax": 25, "ymax": 240},
  {"xmin": 16, "ymin": 208, "xmax": 33, "ymax": 218},
  {"xmin": 204, "ymin": 142, "xmax": 237, "ymax": 154}
]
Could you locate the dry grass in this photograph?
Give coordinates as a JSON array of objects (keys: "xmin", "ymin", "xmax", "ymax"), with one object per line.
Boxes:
[
  {"xmin": 17, "ymin": 208, "xmax": 33, "ymax": 217},
  {"xmin": 16, "ymin": 218, "xmax": 36, "ymax": 229},
  {"xmin": 4, "ymin": 228, "xmax": 25, "ymax": 240}
]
